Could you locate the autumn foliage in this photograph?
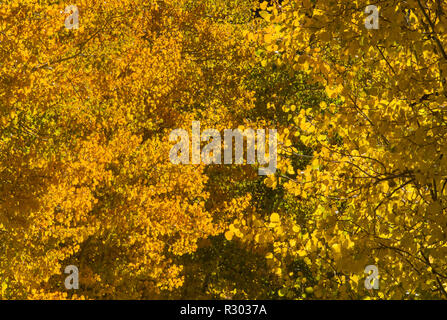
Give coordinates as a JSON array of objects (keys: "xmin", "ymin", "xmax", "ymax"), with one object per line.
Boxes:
[{"xmin": 1, "ymin": 0, "xmax": 447, "ymax": 300}]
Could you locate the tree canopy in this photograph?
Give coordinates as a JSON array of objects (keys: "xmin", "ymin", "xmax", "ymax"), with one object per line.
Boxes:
[{"xmin": 1, "ymin": 0, "xmax": 446, "ymax": 300}]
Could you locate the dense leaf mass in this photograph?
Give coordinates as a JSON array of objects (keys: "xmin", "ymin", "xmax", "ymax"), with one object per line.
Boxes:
[{"xmin": 1, "ymin": 0, "xmax": 447, "ymax": 299}]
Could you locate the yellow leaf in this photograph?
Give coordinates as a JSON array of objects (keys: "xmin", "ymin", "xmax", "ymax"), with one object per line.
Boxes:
[
  {"xmin": 270, "ymin": 213, "xmax": 280, "ymax": 223},
  {"xmin": 224, "ymin": 231, "xmax": 234, "ymax": 241}
]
